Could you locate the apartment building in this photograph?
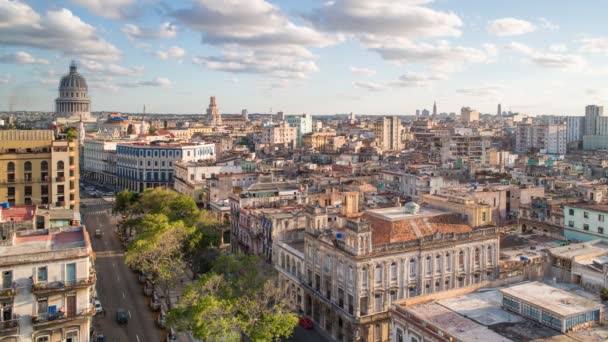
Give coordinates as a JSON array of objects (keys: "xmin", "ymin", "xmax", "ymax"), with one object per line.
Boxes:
[
  {"xmin": 0, "ymin": 130, "xmax": 79, "ymax": 210},
  {"xmin": 563, "ymin": 203, "xmax": 608, "ymax": 242},
  {"xmin": 515, "ymin": 122, "xmax": 567, "ymax": 155},
  {"xmin": 82, "ymin": 139, "xmax": 117, "ymax": 186},
  {"xmin": 115, "ymin": 141, "xmax": 215, "ymax": 192},
  {"xmin": 0, "ymin": 226, "xmax": 95, "ymax": 342},
  {"xmin": 259, "ymin": 122, "xmax": 297, "ymax": 149},
  {"xmin": 172, "ymin": 160, "xmax": 247, "ymax": 204},
  {"xmin": 277, "ymin": 203, "xmax": 499, "ymax": 342},
  {"xmin": 374, "ymin": 117, "xmax": 402, "ymax": 151},
  {"xmin": 285, "ymin": 114, "xmax": 313, "ymax": 147}
]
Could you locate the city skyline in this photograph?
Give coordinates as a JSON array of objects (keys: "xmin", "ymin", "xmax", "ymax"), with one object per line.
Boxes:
[{"xmin": 2, "ymin": 0, "xmax": 608, "ymax": 115}]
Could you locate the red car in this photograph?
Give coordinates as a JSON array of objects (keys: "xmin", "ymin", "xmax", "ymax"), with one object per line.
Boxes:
[{"xmin": 299, "ymin": 317, "xmax": 313, "ymax": 329}]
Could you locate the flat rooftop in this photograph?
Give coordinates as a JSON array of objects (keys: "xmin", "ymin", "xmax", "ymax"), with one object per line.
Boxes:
[
  {"xmin": 364, "ymin": 205, "xmax": 445, "ymax": 221},
  {"xmin": 500, "ymin": 282, "xmax": 601, "ymax": 317},
  {"xmin": 0, "ymin": 205, "xmax": 35, "ymax": 222},
  {"xmin": 0, "ymin": 226, "xmax": 89, "ymax": 260},
  {"xmin": 549, "ymin": 240, "xmax": 608, "ymax": 259}
]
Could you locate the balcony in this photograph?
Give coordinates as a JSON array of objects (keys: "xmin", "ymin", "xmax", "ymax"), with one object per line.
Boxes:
[
  {"xmin": 0, "ymin": 178, "xmax": 49, "ymax": 185},
  {"xmin": 0, "ymin": 319, "xmax": 19, "ymax": 336},
  {"xmin": 0, "ymin": 288, "xmax": 14, "ymax": 299},
  {"xmin": 32, "ymin": 306, "xmax": 95, "ymax": 329},
  {"xmin": 56, "ymin": 176, "xmax": 66, "ymax": 182},
  {"xmin": 32, "ymin": 275, "xmax": 96, "ymax": 295},
  {"xmin": 56, "ymin": 201, "xmax": 66, "ymax": 207}
]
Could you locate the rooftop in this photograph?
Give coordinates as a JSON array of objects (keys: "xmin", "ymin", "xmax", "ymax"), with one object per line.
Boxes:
[
  {"xmin": 549, "ymin": 240, "xmax": 608, "ymax": 259},
  {"xmin": 364, "ymin": 205, "xmax": 446, "ymax": 221},
  {"xmin": 566, "ymin": 203, "xmax": 608, "ymax": 214},
  {"xmin": 500, "ymin": 281, "xmax": 602, "ymax": 317},
  {"xmin": 0, "ymin": 205, "xmax": 36, "ymax": 222}
]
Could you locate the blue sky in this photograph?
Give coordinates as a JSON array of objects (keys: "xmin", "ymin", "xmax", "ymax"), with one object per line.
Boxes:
[{"xmin": 1, "ymin": 0, "xmax": 608, "ymax": 115}]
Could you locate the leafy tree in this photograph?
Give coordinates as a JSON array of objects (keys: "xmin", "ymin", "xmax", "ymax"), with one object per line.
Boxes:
[
  {"xmin": 601, "ymin": 288, "xmax": 608, "ymax": 301},
  {"xmin": 168, "ymin": 255, "xmax": 298, "ymax": 342}
]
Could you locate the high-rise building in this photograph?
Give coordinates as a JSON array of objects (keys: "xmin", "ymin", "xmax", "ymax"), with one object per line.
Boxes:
[
  {"xmin": 497, "ymin": 104, "xmax": 502, "ymax": 116},
  {"xmin": 242, "ymin": 109, "xmax": 248, "ymax": 121},
  {"xmin": 585, "ymin": 105, "xmax": 603, "ymax": 135},
  {"xmin": 461, "ymin": 107, "xmax": 479, "ymax": 123},
  {"xmin": 515, "ymin": 122, "xmax": 566, "ymax": 155},
  {"xmin": 421, "ymin": 109, "xmax": 430, "ymax": 117},
  {"xmin": 374, "ymin": 116, "xmax": 403, "ymax": 151},
  {"xmin": 564, "ymin": 116, "xmax": 585, "ymax": 143},
  {"xmin": 432, "ymin": 101, "xmax": 437, "ymax": 116},
  {"xmin": 206, "ymin": 96, "xmax": 222, "ymax": 127},
  {"xmin": 286, "ymin": 114, "xmax": 313, "ymax": 147},
  {"xmin": 0, "ymin": 130, "xmax": 80, "ymax": 209},
  {"xmin": 350, "ymin": 112, "xmax": 356, "ymax": 124},
  {"xmin": 55, "ymin": 61, "xmax": 93, "ymax": 123}
]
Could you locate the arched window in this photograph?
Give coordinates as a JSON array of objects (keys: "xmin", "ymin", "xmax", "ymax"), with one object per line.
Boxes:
[
  {"xmin": 7, "ymin": 162, "xmax": 14, "ymax": 172},
  {"xmin": 57, "ymin": 160, "xmax": 64, "ymax": 170},
  {"xmin": 41, "ymin": 161, "xmax": 48, "ymax": 171},
  {"xmin": 24, "ymin": 161, "xmax": 32, "ymax": 172}
]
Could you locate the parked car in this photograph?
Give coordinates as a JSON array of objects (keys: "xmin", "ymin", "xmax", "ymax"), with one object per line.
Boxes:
[
  {"xmin": 138, "ymin": 272, "xmax": 147, "ymax": 283},
  {"xmin": 116, "ymin": 308, "xmax": 128, "ymax": 324},
  {"xmin": 85, "ymin": 186, "xmax": 95, "ymax": 191},
  {"xmin": 143, "ymin": 280, "xmax": 153, "ymax": 296},
  {"xmin": 96, "ymin": 334, "xmax": 106, "ymax": 342},
  {"xmin": 166, "ymin": 328, "xmax": 177, "ymax": 342},
  {"xmin": 150, "ymin": 292, "xmax": 161, "ymax": 311},
  {"xmin": 299, "ymin": 317, "xmax": 313, "ymax": 329},
  {"xmin": 95, "ymin": 229, "xmax": 103, "ymax": 238},
  {"xmin": 94, "ymin": 300, "xmax": 102, "ymax": 314},
  {"xmin": 157, "ymin": 311, "xmax": 166, "ymax": 328}
]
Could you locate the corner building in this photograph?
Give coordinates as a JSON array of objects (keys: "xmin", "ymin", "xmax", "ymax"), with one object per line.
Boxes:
[{"xmin": 298, "ymin": 205, "xmax": 499, "ymax": 342}]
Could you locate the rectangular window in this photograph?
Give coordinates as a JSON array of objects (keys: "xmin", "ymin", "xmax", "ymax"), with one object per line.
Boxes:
[
  {"xmin": 584, "ymin": 224, "xmax": 589, "ymax": 231},
  {"xmin": 374, "ymin": 294, "xmax": 382, "ymax": 312},
  {"xmin": 569, "ymin": 220, "xmax": 574, "ymax": 227},
  {"xmin": 600, "ymin": 214, "xmax": 605, "ymax": 222},
  {"xmin": 599, "ymin": 227, "xmax": 604, "ymax": 234},
  {"xmin": 362, "ymin": 268, "xmax": 368, "ymax": 289},
  {"xmin": 584, "ymin": 211, "xmax": 589, "ymax": 219},
  {"xmin": 37, "ymin": 266, "xmax": 47, "ymax": 282}
]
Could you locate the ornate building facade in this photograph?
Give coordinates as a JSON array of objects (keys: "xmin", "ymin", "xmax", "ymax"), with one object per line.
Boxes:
[{"xmin": 206, "ymin": 96, "xmax": 222, "ymax": 127}]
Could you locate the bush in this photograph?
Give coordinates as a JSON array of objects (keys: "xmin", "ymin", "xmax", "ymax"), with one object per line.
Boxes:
[{"xmin": 600, "ymin": 288, "xmax": 608, "ymax": 301}]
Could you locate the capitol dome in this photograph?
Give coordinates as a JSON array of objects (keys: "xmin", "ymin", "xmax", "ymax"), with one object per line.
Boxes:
[{"xmin": 55, "ymin": 61, "xmax": 92, "ymax": 122}]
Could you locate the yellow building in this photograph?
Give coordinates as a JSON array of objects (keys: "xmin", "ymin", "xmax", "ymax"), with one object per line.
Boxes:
[
  {"xmin": 0, "ymin": 130, "xmax": 80, "ymax": 210},
  {"xmin": 420, "ymin": 193, "xmax": 493, "ymax": 228}
]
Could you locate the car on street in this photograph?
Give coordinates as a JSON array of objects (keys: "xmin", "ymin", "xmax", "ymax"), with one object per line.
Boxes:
[
  {"xmin": 94, "ymin": 300, "xmax": 102, "ymax": 314},
  {"xmin": 85, "ymin": 186, "xmax": 95, "ymax": 191},
  {"xmin": 150, "ymin": 292, "xmax": 161, "ymax": 311},
  {"xmin": 157, "ymin": 311, "xmax": 166, "ymax": 328},
  {"xmin": 94, "ymin": 229, "xmax": 103, "ymax": 238},
  {"xmin": 116, "ymin": 308, "xmax": 128, "ymax": 324},
  {"xmin": 299, "ymin": 317, "xmax": 313, "ymax": 329},
  {"xmin": 143, "ymin": 280, "xmax": 153, "ymax": 296},
  {"xmin": 166, "ymin": 328, "xmax": 177, "ymax": 342},
  {"xmin": 96, "ymin": 334, "xmax": 106, "ymax": 342}
]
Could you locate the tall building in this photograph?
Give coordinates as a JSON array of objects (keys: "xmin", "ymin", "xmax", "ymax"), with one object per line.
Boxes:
[
  {"xmin": 432, "ymin": 101, "xmax": 437, "ymax": 116},
  {"xmin": 584, "ymin": 105, "xmax": 603, "ymax": 135},
  {"xmin": 206, "ymin": 96, "xmax": 222, "ymax": 127},
  {"xmin": 515, "ymin": 122, "xmax": 567, "ymax": 155},
  {"xmin": 242, "ymin": 109, "xmax": 248, "ymax": 121},
  {"xmin": 497, "ymin": 103, "xmax": 502, "ymax": 116},
  {"xmin": 350, "ymin": 112, "xmax": 356, "ymax": 124},
  {"xmin": 374, "ymin": 116, "xmax": 403, "ymax": 151},
  {"xmin": 564, "ymin": 116, "xmax": 585, "ymax": 143},
  {"xmin": 0, "ymin": 130, "xmax": 80, "ymax": 209},
  {"xmin": 286, "ymin": 114, "xmax": 313, "ymax": 147},
  {"xmin": 55, "ymin": 61, "xmax": 93, "ymax": 123},
  {"xmin": 460, "ymin": 107, "xmax": 479, "ymax": 123}
]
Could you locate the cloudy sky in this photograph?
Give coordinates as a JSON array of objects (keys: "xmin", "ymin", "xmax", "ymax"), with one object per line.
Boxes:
[{"xmin": 1, "ymin": 0, "xmax": 607, "ymax": 115}]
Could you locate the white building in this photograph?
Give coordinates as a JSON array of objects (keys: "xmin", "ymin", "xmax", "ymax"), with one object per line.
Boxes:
[
  {"xmin": 564, "ymin": 116, "xmax": 585, "ymax": 143},
  {"xmin": 82, "ymin": 139, "xmax": 117, "ymax": 186},
  {"xmin": 0, "ymin": 226, "xmax": 95, "ymax": 342},
  {"xmin": 563, "ymin": 203, "xmax": 608, "ymax": 242},
  {"xmin": 115, "ymin": 141, "xmax": 216, "ymax": 192},
  {"xmin": 259, "ymin": 122, "xmax": 297, "ymax": 149},
  {"xmin": 285, "ymin": 114, "xmax": 313, "ymax": 147},
  {"xmin": 515, "ymin": 122, "xmax": 566, "ymax": 155},
  {"xmin": 460, "ymin": 107, "xmax": 479, "ymax": 123},
  {"xmin": 173, "ymin": 161, "xmax": 243, "ymax": 202}
]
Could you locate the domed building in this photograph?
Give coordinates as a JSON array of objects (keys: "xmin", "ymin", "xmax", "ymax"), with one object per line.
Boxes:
[{"xmin": 55, "ymin": 61, "xmax": 93, "ymax": 123}]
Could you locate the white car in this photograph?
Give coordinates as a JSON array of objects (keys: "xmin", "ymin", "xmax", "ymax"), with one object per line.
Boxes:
[{"xmin": 95, "ymin": 300, "xmax": 102, "ymax": 314}]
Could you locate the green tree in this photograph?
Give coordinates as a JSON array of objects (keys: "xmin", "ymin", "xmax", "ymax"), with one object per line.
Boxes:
[
  {"xmin": 601, "ymin": 288, "xmax": 608, "ymax": 301},
  {"xmin": 168, "ymin": 255, "xmax": 298, "ymax": 342}
]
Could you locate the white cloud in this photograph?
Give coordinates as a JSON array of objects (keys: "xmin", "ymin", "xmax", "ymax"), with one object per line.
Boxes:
[
  {"xmin": 155, "ymin": 46, "xmax": 186, "ymax": 60},
  {"xmin": 349, "ymin": 66, "xmax": 376, "ymax": 77},
  {"xmin": 487, "ymin": 18, "xmax": 536, "ymax": 36},
  {"xmin": 456, "ymin": 85, "xmax": 507, "ymax": 97},
  {"xmin": 120, "ymin": 77, "xmax": 172, "ymax": 88},
  {"xmin": 0, "ymin": 1, "xmax": 121, "ymax": 61},
  {"xmin": 68, "ymin": 0, "xmax": 135, "ymax": 19},
  {"xmin": 538, "ymin": 18, "xmax": 559, "ymax": 31},
  {"xmin": 549, "ymin": 44, "xmax": 568, "ymax": 52},
  {"xmin": 79, "ymin": 60, "xmax": 144, "ymax": 76},
  {"xmin": 122, "ymin": 22, "xmax": 177, "ymax": 40},
  {"xmin": 353, "ymin": 81, "xmax": 385, "ymax": 91},
  {"xmin": 368, "ymin": 39, "xmax": 488, "ymax": 73},
  {"xmin": 483, "ymin": 43, "xmax": 499, "ymax": 57},
  {"xmin": 172, "ymin": 0, "xmax": 336, "ymax": 80},
  {"xmin": 508, "ymin": 42, "xmax": 586, "ymax": 70},
  {"xmin": 390, "ymin": 72, "xmax": 446, "ymax": 87},
  {"xmin": 192, "ymin": 48, "xmax": 320, "ymax": 80},
  {"xmin": 0, "ymin": 51, "xmax": 49, "ymax": 64},
  {"xmin": 308, "ymin": 0, "xmax": 462, "ymax": 39},
  {"xmin": 579, "ymin": 37, "xmax": 608, "ymax": 54}
]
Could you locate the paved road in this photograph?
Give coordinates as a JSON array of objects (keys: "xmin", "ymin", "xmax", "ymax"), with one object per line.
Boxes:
[
  {"xmin": 82, "ymin": 198, "xmax": 163, "ymax": 342},
  {"xmin": 289, "ymin": 326, "xmax": 332, "ymax": 342}
]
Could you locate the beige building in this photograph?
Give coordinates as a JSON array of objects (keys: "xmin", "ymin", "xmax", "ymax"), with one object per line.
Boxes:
[
  {"xmin": 460, "ymin": 107, "xmax": 479, "ymax": 123},
  {"xmin": 374, "ymin": 117, "xmax": 403, "ymax": 151},
  {"xmin": 276, "ymin": 204, "xmax": 499, "ymax": 342},
  {"xmin": 0, "ymin": 226, "xmax": 95, "ymax": 342},
  {"xmin": 260, "ymin": 122, "xmax": 297, "ymax": 148},
  {"xmin": 421, "ymin": 194, "xmax": 493, "ymax": 228},
  {"xmin": 0, "ymin": 130, "xmax": 80, "ymax": 210}
]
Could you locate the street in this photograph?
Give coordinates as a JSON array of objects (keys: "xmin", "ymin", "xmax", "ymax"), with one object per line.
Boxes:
[{"xmin": 81, "ymin": 197, "xmax": 163, "ymax": 342}]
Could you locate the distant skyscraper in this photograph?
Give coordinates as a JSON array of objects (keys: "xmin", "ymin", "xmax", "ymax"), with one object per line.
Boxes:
[
  {"xmin": 350, "ymin": 112, "xmax": 356, "ymax": 124},
  {"xmin": 278, "ymin": 111, "xmax": 286, "ymax": 121},
  {"xmin": 242, "ymin": 109, "xmax": 248, "ymax": 121},
  {"xmin": 497, "ymin": 104, "xmax": 502, "ymax": 116},
  {"xmin": 585, "ymin": 105, "xmax": 603, "ymax": 135},
  {"xmin": 207, "ymin": 96, "xmax": 222, "ymax": 127},
  {"xmin": 432, "ymin": 101, "xmax": 437, "ymax": 116},
  {"xmin": 415, "ymin": 109, "xmax": 420, "ymax": 116},
  {"xmin": 421, "ymin": 109, "xmax": 430, "ymax": 116}
]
